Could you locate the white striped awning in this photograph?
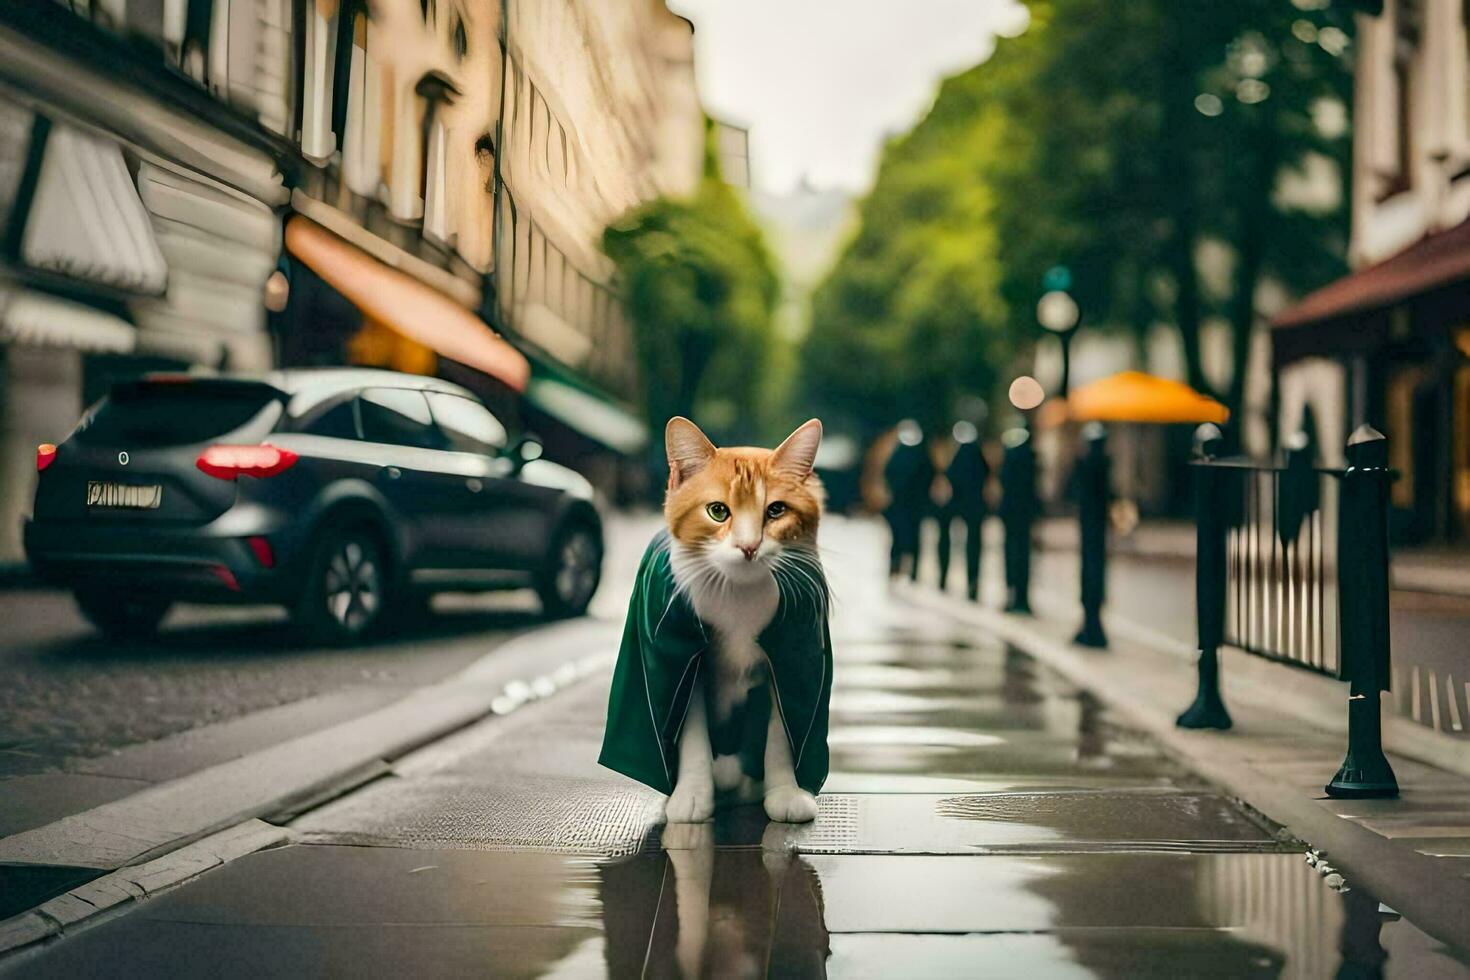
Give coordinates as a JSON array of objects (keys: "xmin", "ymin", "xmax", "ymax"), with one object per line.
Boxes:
[
  {"xmin": 20, "ymin": 123, "xmax": 169, "ymax": 295},
  {"xmin": 0, "ymin": 289, "xmax": 136, "ymax": 353}
]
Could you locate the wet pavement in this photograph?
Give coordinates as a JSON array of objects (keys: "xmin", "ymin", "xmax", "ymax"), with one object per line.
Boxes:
[{"xmin": 7, "ymin": 517, "xmax": 1469, "ymax": 978}]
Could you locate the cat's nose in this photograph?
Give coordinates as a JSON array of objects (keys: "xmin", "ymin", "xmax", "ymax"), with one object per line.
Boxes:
[{"xmin": 739, "ymin": 543, "xmax": 759, "ymax": 561}]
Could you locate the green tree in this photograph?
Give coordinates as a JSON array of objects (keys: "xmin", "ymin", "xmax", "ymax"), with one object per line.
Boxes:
[
  {"xmin": 988, "ymin": 0, "xmax": 1353, "ymax": 420},
  {"xmin": 805, "ymin": 0, "xmax": 1353, "ymax": 436},
  {"xmin": 803, "ymin": 73, "xmax": 1012, "ymax": 438},
  {"xmin": 603, "ymin": 121, "xmax": 780, "ymax": 474}
]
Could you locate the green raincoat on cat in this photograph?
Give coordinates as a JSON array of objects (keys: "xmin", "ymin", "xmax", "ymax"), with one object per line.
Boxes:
[{"xmin": 598, "ymin": 531, "xmax": 833, "ymax": 796}]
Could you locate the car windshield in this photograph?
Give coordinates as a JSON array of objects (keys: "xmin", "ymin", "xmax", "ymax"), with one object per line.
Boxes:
[{"xmin": 73, "ymin": 382, "xmax": 283, "ymax": 448}]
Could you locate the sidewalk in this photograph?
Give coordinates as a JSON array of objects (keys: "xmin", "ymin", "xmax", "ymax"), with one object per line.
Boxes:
[
  {"xmin": 5, "ymin": 517, "xmax": 1466, "ymax": 977},
  {"xmin": 976, "ymin": 519, "xmax": 1470, "ymax": 741},
  {"xmin": 904, "ymin": 525, "xmax": 1470, "ymax": 955},
  {"xmin": 1037, "ymin": 516, "xmax": 1470, "ymax": 599}
]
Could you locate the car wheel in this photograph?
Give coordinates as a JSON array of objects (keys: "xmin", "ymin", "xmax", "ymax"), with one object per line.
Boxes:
[
  {"xmin": 536, "ymin": 521, "xmax": 602, "ymax": 619},
  {"xmin": 73, "ymin": 588, "xmax": 171, "ymax": 640},
  {"xmin": 297, "ymin": 527, "xmax": 390, "ymax": 644}
]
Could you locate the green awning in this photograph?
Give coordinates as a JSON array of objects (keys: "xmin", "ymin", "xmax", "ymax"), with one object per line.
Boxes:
[{"xmin": 523, "ymin": 360, "xmax": 647, "ymax": 455}]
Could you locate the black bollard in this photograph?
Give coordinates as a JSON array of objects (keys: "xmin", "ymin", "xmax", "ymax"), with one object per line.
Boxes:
[
  {"xmin": 1074, "ymin": 423, "xmax": 1109, "ymax": 648},
  {"xmin": 1177, "ymin": 423, "xmax": 1233, "ymax": 730},
  {"xmin": 1326, "ymin": 426, "xmax": 1398, "ymax": 799},
  {"xmin": 1000, "ymin": 427, "xmax": 1037, "ymax": 614}
]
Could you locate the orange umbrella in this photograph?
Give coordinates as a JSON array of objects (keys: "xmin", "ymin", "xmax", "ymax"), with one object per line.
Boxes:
[{"xmin": 1058, "ymin": 370, "xmax": 1228, "ymax": 424}]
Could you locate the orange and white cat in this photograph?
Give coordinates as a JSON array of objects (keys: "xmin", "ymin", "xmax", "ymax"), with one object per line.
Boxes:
[{"xmin": 662, "ymin": 416, "xmax": 826, "ymax": 824}]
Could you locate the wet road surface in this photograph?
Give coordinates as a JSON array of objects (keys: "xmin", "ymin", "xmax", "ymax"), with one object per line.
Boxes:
[
  {"xmin": 0, "ymin": 591, "xmax": 543, "ymax": 778},
  {"xmin": 0, "ymin": 515, "xmax": 653, "ymax": 792},
  {"xmin": 7, "ymin": 518, "xmax": 1469, "ymax": 978}
]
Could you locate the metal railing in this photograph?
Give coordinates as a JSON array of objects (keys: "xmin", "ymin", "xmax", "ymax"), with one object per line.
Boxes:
[
  {"xmin": 1178, "ymin": 424, "xmax": 1398, "ymax": 799},
  {"xmin": 1216, "ymin": 455, "xmax": 1342, "ymax": 677}
]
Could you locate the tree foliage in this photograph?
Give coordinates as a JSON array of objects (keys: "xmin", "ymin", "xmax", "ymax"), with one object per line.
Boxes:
[
  {"xmin": 805, "ymin": 0, "xmax": 1353, "ymax": 437},
  {"xmin": 803, "ymin": 73, "xmax": 1012, "ymax": 437},
  {"xmin": 603, "ymin": 121, "xmax": 780, "ymax": 456}
]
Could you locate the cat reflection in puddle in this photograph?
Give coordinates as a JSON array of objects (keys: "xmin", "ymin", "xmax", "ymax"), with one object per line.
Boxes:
[{"xmin": 660, "ymin": 821, "xmax": 829, "ymax": 978}]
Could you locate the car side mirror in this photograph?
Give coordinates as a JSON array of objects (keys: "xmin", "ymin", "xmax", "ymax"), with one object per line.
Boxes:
[{"xmin": 507, "ymin": 434, "xmax": 543, "ymax": 474}]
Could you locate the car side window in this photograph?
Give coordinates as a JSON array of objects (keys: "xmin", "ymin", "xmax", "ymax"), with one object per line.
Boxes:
[
  {"xmin": 426, "ymin": 392, "xmax": 507, "ymax": 455},
  {"xmin": 297, "ymin": 397, "xmax": 361, "ymax": 439},
  {"xmin": 358, "ymin": 388, "xmax": 442, "ymax": 450}
]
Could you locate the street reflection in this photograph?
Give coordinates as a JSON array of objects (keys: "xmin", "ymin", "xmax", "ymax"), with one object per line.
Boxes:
[
  {"xmin": 597, "ymin": 819, "xmax": 828, "ymax": 979},
  {"xmin": 578, "ymin": 633, "xmax": 1469, "ymax": 979}
]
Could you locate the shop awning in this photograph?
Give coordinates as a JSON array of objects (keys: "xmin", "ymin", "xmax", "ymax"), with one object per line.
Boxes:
[
  {"xmin": 20, "ymin": 123, "xmax": 168, "ymax": 295},
  {"xmin": 284, "ymin": 216, "xmax": 529, "ymax": 392},
  {"xmin": 1051, "ymin": 371, "xmax": 1229, "ymax": 425},
  {"xmin": 0, "ymin": 289, "xmax": 136, "ymax": 353},
  {"xmin": 1273, "ymin": 217, "xmax": 1470, "ymax": 335},
  {"xmin": 522, "ymin": 357, "xmax": 647, "ymax": 455}
]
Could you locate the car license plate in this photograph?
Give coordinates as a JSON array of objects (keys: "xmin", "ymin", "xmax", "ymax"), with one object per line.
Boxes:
[{"xmin": 87, "ymin": 481, "xmax": 163, "ymax": 509}]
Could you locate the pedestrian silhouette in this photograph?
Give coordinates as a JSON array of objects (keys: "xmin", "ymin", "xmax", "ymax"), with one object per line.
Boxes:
[
  {"xmin": 883, "ymin": 420, "xmax": 933, "ymax": 582},
  {"xmin": 999, "ymin": 426, "xmax": 1038, "ymax": 613},
  {"xmin": 937, "ymin": 420, "xmax": 990, "ymax": 601}
]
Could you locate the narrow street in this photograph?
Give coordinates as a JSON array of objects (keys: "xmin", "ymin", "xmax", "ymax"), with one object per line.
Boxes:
[
  {"xmin": 7, "ymin": 519, "xmax": 1464, "ymax": 978},
  {"xmin": 0, "ymin": 591, "xmax": 536, "ymax": 781},
  {"xmin": 0, "ymin": 517, "xmax": 651, "ymax": 844}
]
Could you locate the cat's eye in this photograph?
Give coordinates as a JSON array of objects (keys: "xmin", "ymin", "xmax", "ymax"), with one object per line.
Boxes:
[
  {"xmin": 706, "ymin": 502, "xmax": 730, "ymax": 522},
  {"xmin": 765, "ymin": 501, "xmax": 787, "ymax": 520}
]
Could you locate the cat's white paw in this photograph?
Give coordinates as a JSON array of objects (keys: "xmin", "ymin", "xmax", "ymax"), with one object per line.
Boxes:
[
  {"xmin": 763, "ymin": 785, "xmax": 818, "ymax": 823},
  {"xmin": 665, "ymin": 780, "xmax": 715, "ymax": 823}
]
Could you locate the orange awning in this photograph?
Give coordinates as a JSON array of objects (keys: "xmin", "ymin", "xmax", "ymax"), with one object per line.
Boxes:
[
  {"xmin": 1056, "ymin": 371, "xmax": 1229, "ymax": 425},
  {"xmin": 284, "ymin": 216, "xmax": 530, "ymax": 392}
]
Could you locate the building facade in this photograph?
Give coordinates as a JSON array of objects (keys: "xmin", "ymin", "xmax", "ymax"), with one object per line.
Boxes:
[
  {"xmin": 1275, "ymin": 0, "xmax": 1470, "ymax": 544},
  {"xmin": 0, "ymin": 0, "xmax": 704, "ymax": 561},
  {"xmin": 0, "ymin": 2, "xmax": 295, "ymax": 562},
  {"xmin": 491, "ymin": 0, "xmax": 702, "ymax": 490}
]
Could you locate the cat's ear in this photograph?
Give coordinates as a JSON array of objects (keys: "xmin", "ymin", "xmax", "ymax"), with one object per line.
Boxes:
[
  {"xmin": 771, "ymin": 419, "xmax": 822, "ymax": 480},
  {"xmin": 666, "ymin": 417, "xmax": 716, "ymax": 489}
]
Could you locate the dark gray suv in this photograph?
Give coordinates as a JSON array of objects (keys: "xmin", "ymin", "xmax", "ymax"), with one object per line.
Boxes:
[{"xmin": 25, "ymin": 368, "xmax": 603, "ymax": 642}]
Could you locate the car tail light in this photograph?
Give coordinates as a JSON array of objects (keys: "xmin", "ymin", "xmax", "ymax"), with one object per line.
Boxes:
[
  {"xmin": 209, "ymin": 564, "xmax": 241, "ymax": 591},
  {"xmin": 37, "ymin": 444, "xmax": 57, "ymax": 472},
  {"xmin": 247, "ymin": 535, "xmax": 275, "ymax": 568},
  {"xmin": 196, "ymin": 444, "xmax": 299, "ymax": 481}
]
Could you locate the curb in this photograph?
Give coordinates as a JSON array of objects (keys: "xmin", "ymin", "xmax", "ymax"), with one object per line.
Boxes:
[
  {"xmin": 0, "ymin": 820, "xmax": 289, "ymax": 957},
  {"xmin": 0, "ymin": 617, "xmax": 620, "ymax": 956},
  {"xmin": 907, "ymin": 586, "xmax": 1470, "ymax": 954}
]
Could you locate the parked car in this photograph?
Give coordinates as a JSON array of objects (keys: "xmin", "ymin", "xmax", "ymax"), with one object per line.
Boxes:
[{"xmin": 25, "ymin": 368, "xmax": 603, "ymax": 643}]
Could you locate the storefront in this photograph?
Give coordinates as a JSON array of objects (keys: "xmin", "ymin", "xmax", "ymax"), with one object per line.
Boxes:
[{"xmin": 1274, "ymin": 217, "xmax": 1470, "ymax": 544}]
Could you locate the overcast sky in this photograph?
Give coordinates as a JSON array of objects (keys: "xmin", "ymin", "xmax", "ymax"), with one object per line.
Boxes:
[{"xmin": 669, "ymin": 0, "xmax": 1030, "ymax": 195}]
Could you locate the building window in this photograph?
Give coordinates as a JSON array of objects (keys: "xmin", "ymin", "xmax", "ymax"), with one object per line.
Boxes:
[
  {"xmin": 299, "ymin": 0, "xmax": 339, "ymax": 162},
  {"xmin": 416, "ymin": 73, "xmax": 459, "ymax": 244},
  {"xmin": 451, "ymin": 15, "xmax": 468, "ymax": 61},
  {"xmin": 340, "ymin": 10, "xmax": 380, "ymax": 197},
  {"xmin": 1385, "ymin": 0, "xmax": 1422, "ymax": 196}
]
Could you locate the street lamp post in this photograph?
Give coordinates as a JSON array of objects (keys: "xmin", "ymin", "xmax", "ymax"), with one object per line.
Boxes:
[{"xmin": 1037, "ymin": 289, "xmax": 1080, "ymax": 398}]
